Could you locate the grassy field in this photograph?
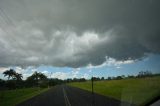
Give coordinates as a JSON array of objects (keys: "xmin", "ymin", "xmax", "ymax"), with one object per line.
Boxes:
[
  {"xmin": 0, "ymin": 87, "xmax": 49, "ymax": 106},
  {"xmin": 68, "ymin": 76, "xmax": 160, "ymax": 105}
]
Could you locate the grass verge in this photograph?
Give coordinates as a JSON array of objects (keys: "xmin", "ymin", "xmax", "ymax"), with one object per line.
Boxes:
[
  {"xmin": 0, "ymin": 87, "xmax": 49, "ymax": 106},
  {"xmin": 68, "ymin": 76, "xmax": 160, "ymax": 105}
]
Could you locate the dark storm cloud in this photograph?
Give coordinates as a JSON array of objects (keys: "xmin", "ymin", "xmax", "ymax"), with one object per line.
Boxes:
[{"xmin": 0, "ymin": 0, "xmax": 160, "ymax": 67}]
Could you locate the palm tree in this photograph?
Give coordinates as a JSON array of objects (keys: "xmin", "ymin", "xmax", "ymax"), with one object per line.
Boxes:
[
  {"xmin": 32, "ymin": 71, "xmax": 39, "ymax": 82},
  {"xmin": 39, "ymin": 73, "xmax": 47, "ymax": 80},
  {"xmin": 31, "ymin": 71, "xmax": 47, "ymax": 80},
  {"xmin": 15, "ymin": 73, "xmax": 23, "ymax": 81},
  {"xmin": 26, "ymin": 71, "xmax": 47, "ymax": 87},
  {"xmin": 3, "ymin": 69, "xmax": 16, "ymax": 80}
]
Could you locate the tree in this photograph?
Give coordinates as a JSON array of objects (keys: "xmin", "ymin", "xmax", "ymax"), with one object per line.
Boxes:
[
  {"xmin": 38, "ymin": 73, "xmax": 47, "ymax": 80},
  {"xmin": 92, "ymin": 77, "xmax": 100, "ymax": 81},
  {"xmin": 137, "ymin": 70, "xmax": 152, "ymax": 78},
  {"xmin": 15, "ymin": 73, "xmax": 23, "ymax": 81},
  {"xmin": 3, "ymin": 69, "xmax": 24, "ymax": 89},
  {"xmin": 127, "ymin": 75, "xmax": 134, "ymax": 78},
  {"xmin": 26, "ymin": 71, "xmax": 47, "ymax": 87},
  {"xmin": 32, "ymin": 71, "xmax": 39, "ymax": 83},
  {"xmin": 101, "ymin": 77, "xmax": 104, "ymax": 80},
  {"xmin": 107, "ymin": 77, "xmax": 112, "ymax": 80},
  {"xmin": 115, "ymin": 76, "xmax": 122, "ymax": 80},
  {"xmin": 3, "ymin": 69, "xmax": 16, "ymax": 80},
  {"xmin": 0, "ymin": 79, "xmax": 5, "ymax": 87}
]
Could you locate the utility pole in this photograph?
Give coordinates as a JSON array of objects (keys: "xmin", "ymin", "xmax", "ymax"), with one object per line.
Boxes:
[
  {"xmin": 92, "ymin": 76, "xmax": 95, "ymax": 106},
  {"xmin": 48, "ymin": 72, "xmax": 52, "ymax": 88},
  {"xmin": 92, "ymin": 76, "xmax": 94, "ymax": 94}
]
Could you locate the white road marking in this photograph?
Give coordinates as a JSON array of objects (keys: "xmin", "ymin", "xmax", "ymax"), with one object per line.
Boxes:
[{"xmin": 63, "ymin": 88, "xmax": 71, "ymax": 106}]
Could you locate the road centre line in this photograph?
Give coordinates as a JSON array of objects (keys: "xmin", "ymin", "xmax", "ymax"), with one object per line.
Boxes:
[{"xmin": 63, "ymin": 88, "xmax": 71, "ymax": 106}]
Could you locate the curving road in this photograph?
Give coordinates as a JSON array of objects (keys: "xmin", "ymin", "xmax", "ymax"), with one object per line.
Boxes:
[{"xmin": 17, "ymin": 85, "xmax": 135, "ymax": 106}]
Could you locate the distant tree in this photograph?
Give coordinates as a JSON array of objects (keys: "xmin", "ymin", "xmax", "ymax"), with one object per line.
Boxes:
[
  {"xmin": 38, "ymin": 73, "xmax": 47, "ymax": 80},
  {"xmin": 138, "ymin": 71, "xmax": 144, "ymax": 77},
  {"xmin": 112, "ymin": 77, "xmax": 116, "ymax": 80},
  {"xmin": 101, "ymin": 77, "xmax": 105, "ymax": 80},
  {"xmin": 49, "ymin": 78, "xmax": 64, "ymax": 86},
  {"xmin": 121, "ymin": 75, "xmax": 125, "ymax": 79},
  {"xmin": 79, "ymin": 78, "xmax": 86, "ymax": 82},
  {"xmin": 92, "ymin": 77, "xmax": 100, "ymax": 81},
  {"xmin": 32, "ymin": 71, "xmax": 39, "ymax": 83},
  {"xmin": 26, "ymin": 71, "xmax": 47, "ymax": 87},
  {"xmin": 15, "ymin": 73, "xmax": 23, "ymax": 81},
  {"xmin": 107, "ymin": 77, "xmax": 112, "ymax": 80},
  {"xmin": 145, "ymin": 71, "xmax": 152, "ymax": 76},
  {"xmin": 72, "ymin": 78, "xmax": 86, "ymax": 82},
  {"xmin": 3, "ymin": 69, "xmax": 16, "ymax": 80},
  {"xmin": 137, "ymin": 70, "xmax": 152, "ymax": 78},
  {"xmin": 26, "ymin": 76, "xmax": 36, "ymax": 87},
  {"xmin": 127, "ymin": 75, "xmax": 135, "ymax": 78},
  {"xmin": 73, "ymin": 78, "xmax": 78, "ymax": 82},
  {"xmin": 115, "ymin": 76, "xmax": 123, "ymax": 80},
  {"xmin": 66, "ymin": 78, "xmax": 72, "ymax": 83}
]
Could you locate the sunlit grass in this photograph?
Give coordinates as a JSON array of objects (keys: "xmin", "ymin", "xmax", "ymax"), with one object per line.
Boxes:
[
  {"xmin": 0, "ymin": 87, "xmax": 49, "ymax": 106},
  {"xmin": 68, "ymin": 76, "xmax": 160, "ymax": 105}
]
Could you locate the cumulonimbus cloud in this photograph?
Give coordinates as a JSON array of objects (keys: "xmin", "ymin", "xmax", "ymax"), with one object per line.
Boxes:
[{"xmin": 0, "ymin": 0, "xmax": 160, "ymax": 68}]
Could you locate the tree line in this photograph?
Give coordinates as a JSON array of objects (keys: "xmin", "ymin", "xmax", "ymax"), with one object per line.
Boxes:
[
  {"xmin": 0, "ymin": 69, "xmax": 159, "ymax": 90},
  {"xmin": 0, "ymin": 69, "xmax": 49, "ymax": 89}
]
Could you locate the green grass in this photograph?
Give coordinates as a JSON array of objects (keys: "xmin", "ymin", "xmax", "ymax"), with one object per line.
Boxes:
[
  {"xmin": 68, "ymin": 76, "xmax": 160, "ymax": 105},
  {"xmin": 0, "ymin": 87, "xmax": 49, "ymax": 106}
]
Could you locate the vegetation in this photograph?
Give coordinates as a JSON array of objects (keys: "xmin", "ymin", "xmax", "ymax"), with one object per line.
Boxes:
[
  {"xmin": 1, "ymin": 69, "xmax": 50, "ymax": 89},
  {"xmin": 0, "ymin": 69, "xmax": 59, "ymax": 106},
  {"xmin": 26, "ymin": 71, "xmax": 48, "ymax": 87},
  {"xmin": 68, "ymin": 76, "xmax": 160, "ymax": 105},
  {"xmin": 3, "ymin": 69, "xmax": 23, "ymax": 81},
  {"xmin": 0, "ymin": 68, "xmax": 87, "ymax": 106},
  {"xmin": 2, "ymin": 69, "xmax": 23, "ymax": 89},
  {"xmin": 65, "ymin": 78, "xmax": 86, "ymax": 83},
  {"xmin": 0, "ymin": 87, "xmax": 49, "ymax": 106},
  {"xmin": 0, "ymin": 68, "xmax": 159, "ymax": 106}
]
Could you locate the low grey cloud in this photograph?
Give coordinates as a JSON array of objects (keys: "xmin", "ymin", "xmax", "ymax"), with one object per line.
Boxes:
[{"xmin": 0, "ymin": 0, "xmax": 160, "ymax": 68}]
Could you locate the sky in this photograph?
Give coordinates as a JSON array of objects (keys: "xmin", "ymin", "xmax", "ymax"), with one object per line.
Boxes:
[{"xmin": 0, "ymin": 0, "xmax": 160, "ymax": 80}]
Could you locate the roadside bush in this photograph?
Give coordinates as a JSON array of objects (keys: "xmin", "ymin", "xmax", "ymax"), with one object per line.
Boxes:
[
  {"xmin": 39, "ymin": 80, "xmax": 48, "ymax": 88},
  {"xmin": 6, "ymin": 80, "xmax": 16, "ymax": 89},
  {"xmin": 0, "ymin": 79, "xmax": 5, "ymax": 87}
]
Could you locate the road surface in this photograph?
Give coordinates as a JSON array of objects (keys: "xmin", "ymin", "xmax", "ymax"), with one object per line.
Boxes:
[{"xmin": 17, "ymin": 85, "xmax": 135, "ymax": 106}]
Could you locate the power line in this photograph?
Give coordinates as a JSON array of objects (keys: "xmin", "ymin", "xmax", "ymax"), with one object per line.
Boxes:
[
  {"xmin": 0, "ymin": 7, "xmax": 16, "ymax": 27},
  {"xmin": 0, "ymin": 7, "xmax": 29, "ymax": 67}
]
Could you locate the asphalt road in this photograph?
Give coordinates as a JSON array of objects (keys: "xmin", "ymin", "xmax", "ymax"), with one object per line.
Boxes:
[{"xmin": 17, "ymin": 85, "xmax": 135, "ymax": 106}]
